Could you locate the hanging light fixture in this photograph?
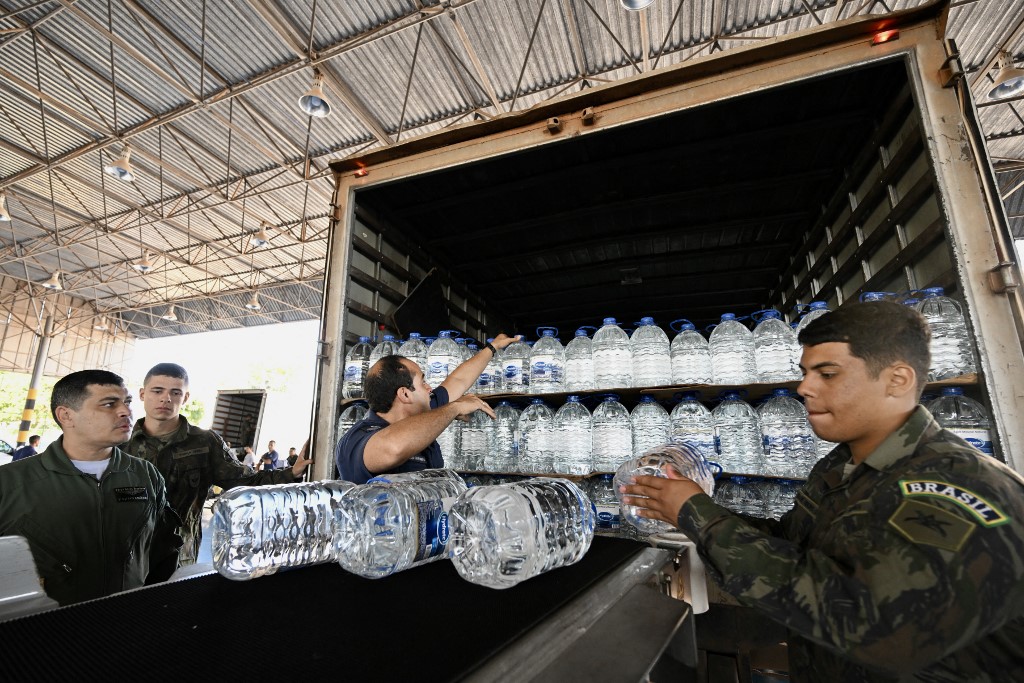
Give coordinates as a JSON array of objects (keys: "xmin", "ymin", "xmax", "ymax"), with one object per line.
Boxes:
[
  {"xmin": 620, "ymin": 0, "xmax": 656, "ymax": 9},
  {"xmin": 93, "ymin": 315, "xmax": 109, "ymax": 331},
  {"xmin": 989, "ymin": 50, "xmax": 1024, "ymax": 100},
  {"xmin": 0, "ymin": 191, "xmax": 11, "ymax": 222},
  {"xmin": 103, "ymin": 145, "xmax": 136, "ymax": 182},
  {"xmin": 298, "ymin": 74, "xmax": 332, "ymax": 118},
  {"xmin": 41, "ymin": 271, "xmax": 63, "ymax": 291},
  {"xmin": 160, "ymin": 304, "xmax": 177, "ymax": 321},
  {"xmin": 245, "ymin": 291, "xmax": 262, "ymax": 311},
  {"xmin": 251, "ymin": 222, "xmax": 272, "ymax": 249},
  {"xmin": 132, "ymin": 251, "xmax": 154, "ymax": 274}
]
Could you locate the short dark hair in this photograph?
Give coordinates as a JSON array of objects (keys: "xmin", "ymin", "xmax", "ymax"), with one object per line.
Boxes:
[
  {"xmin": 144, "ymin": 362, "xmax": 189, "ymax": 385},
  {"xmin": 28, "ymin": 435, "xmax": 40, "ymax": 445},
  {"xmin": 364, "ymin": 355, "xmax": 415, "ymax": 413},
  {"xmin": 799, "ymin": 300, "xmax": 931, "ymax": 393},
  {"xmin": 51, "ymin": 370, "xmax": 126, "ymax": 427}
]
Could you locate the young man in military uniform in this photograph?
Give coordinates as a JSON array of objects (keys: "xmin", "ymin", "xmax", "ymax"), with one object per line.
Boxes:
[
  {"xmin": 123, "ymin": 363, "xmax": 311, "ymax": 565},
  {"xmin": 0, "ymin": 370, "xmax": 181, "ymax": 605},
  {"xmin": 622, "ymin": 300, "xmax": 1024, "ymax": 680}
]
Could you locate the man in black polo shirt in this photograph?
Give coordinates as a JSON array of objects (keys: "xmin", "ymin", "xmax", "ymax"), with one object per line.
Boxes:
[{"xmin": 336, "ymin": 334, "xmax": 519, "ymax": 484}]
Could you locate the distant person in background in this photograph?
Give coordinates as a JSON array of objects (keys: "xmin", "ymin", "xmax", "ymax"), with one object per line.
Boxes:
[
  {"xmin": 123, "ymin": 364, "xmax": 310, "ymax": 565},
  {"xmin": 261, "ymin": 440, "xmax": 280, "ymax": 471},
  {"xmin": 11, "ymin": 434, "xmax": 40, "ymax": 461},
  {"xmin": 286, "ymin": 447, "xmax": 298, "ymax": 468},
  {"xmin": 241, "ymin": 446, "xmax": 259, "ymax": 469}
]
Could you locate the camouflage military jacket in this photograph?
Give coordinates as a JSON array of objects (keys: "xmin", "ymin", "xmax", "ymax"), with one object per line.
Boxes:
[
  {"xmin": 124, "ymin": 416, "xmax": 299, "ymax": 565},
  {"xmin": 678, "ymin": 406, "xmax": 1024, "ymax": 682}
]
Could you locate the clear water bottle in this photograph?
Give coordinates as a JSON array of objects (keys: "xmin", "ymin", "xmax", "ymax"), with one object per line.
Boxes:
[
  {"xmin": 501, "ymin": 336, "xmax": 531, "ymax": 393},
  {"xmin": 334, "ymin": 470, "xmax": 467, "ymax": 579},
  {"xmin": 398, "ymin": 332, "xmax": 429, "ymax": 376},
  {"xmin": 709, "ymin": 313, "xmax": 756, "ymax": 385},
  {"xmin": 592, "ymin": 394, "xmax": 633, "ymax": 472},
  {"xmin": 593, "ymin": 318, "xmax": 632, "ymax": 389},
  {"xmin": 714, "ymin": 476, "xmax": 765, "ymax": 517},
  {"xmin": 460, "ymin": 409, "xmax": 494, "ymax": 471},
  {"xmin": 758, "ymin": 388, "xmax": 816, "ymax": 478},
  {"xmin": 712, "ymin": 391, "xmax": 763, "ymax": 474},
  {"xmin": 457, "ymin": 338, "xmax": 474, "ymax": 363},
  {"xmin": 438, "ymin": 419, "xmax": 462, "ymax": 470},
  {"xmin": 926, "ymin": 387, "xmax": 993, "ymax": 456},
  {"xmin": 553, "ymin": 395, "xmax": 593, "ymax": 475},
  {"xmin": 518, "ymin": 399, "xmax": 556, "ymax": 473},
  {"xmin": 631, "ymin": 317, "xmax": 671, "ymax": 387},
  {"xmin": 342, "ymin": 336, "xmax": 375, "ymax": 399},
  {"xmin": 368, "ymin": 334, "xmax": 400, "ymax": 368},
  {"xmin": 753, "ymin": 310, "xmax": 801, "ymax": 383},
  {"xmin": 614, "ymin": 442, "xmax": 717, "ymax": 535},
  {"xmin": 590, "ymin": 474, "xmax": 620, "ymax": 531},
  {"xmin": 794, "ymin": 301, "xmax": 830, "ymax": 337},
  {"xmin": 530, "ymin": 328, "xmax": 565, "ymax": 394},
  {"xmin": 565, "ymin": 328, "xmax": 595, "ymax": 392},
  {"xmin": 336, "ymin": 400, "xmax": 368, "ymax": 446},
  {"xmin": 669, "ymin": 392, "xmax": 717, "ymax": 461},
  {"xmin": 448, "ymin": 478, "xmax": 595, "ymax": 589},
  {"xmin": 477, "ymin": 338, "xmax": 503, "ymax": 395},
  {"xmin": 763, "ymin": 479, "xmax": 800, "ymax": 519},
  {"xmin": 860, "ymin": 291, "xmax": 891, "ymax": 302},
  {"xmin": 915, "ymin": 287, "xmax": 977, "ymax": 380},
  {"xmin": 631, "ymin": 395, "xmax": 671, "ymax": 456},
  {"xmin": 486, "ymin": 401, "xmax": 520, "ymax": 472},
  {"xmin": 670, "ymin": 320, "xmax": 712, "ymax": 385},
  {"xmin": 211, "ymin": 480, "xmax": 355, "ymax": 580},
  {"xmin": 427, "ymin": 331, "xmax": 461, "ymax": 387},
  {"xmin": 462, "ymin": 342, "xmax": 479, "ymax": 395}
]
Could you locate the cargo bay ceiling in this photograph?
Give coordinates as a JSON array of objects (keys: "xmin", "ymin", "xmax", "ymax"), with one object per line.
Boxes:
[{"xmin": 0, "ymin": 0, "xmax": 1022, "ymax": 345}]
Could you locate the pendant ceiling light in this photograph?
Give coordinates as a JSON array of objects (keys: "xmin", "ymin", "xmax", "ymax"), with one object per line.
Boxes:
[
  {"xmin": 245, "ymin": 291, "xmax": 262, "ymax": 311},
  {"xmin": 132, "ymin": 251, "xmax": 154, "ymax": 274},
  {"xmin": 298, "ymin": 74, "xmax": 332, "ymax": 118},
  {"xmin": 103, "ymin": 145, "xmax": 136, "ymax": 182},
  {"xmin": 160, "ymin": 304, "xmax": 177, "ymax": 321},
  {"xmin": 251, "ymin": 222, "xmax": 272, "ymax": 249},
  {"xmin": 41, "ymin": 271, "xmax": 62, "ymax": 291},
  {"xmin": 0, "ymin": 191, "xmax": 11, "ymax": 222},
  {"xmin": 93, "ymin": 315, "xmax": 109, "ymax": 331},
  {"xmin": 620, "ymin": 0, "xmax": 656, "ymax": 9},
  {"xmin": 989, "ymin": 50, "xmax": 1024, "ymax": 100}
]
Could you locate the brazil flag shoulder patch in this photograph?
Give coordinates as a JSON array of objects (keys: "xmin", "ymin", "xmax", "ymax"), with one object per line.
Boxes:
[
  {"xmin": 889, "ymin": 499, "xmax": 976, "ymax": 552},
  {"xmin": 899, "ymin": 479, "xmax": 1009, "ymax": 527}
]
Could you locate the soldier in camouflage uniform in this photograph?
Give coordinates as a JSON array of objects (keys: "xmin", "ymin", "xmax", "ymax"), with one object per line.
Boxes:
[
  {"xmin": 623, "ymin": 301, "xmax": 1024, "ymax": 681},
  {"xmin": 123, "ymin": 363, "xmax": 311, "ymax": 565}
]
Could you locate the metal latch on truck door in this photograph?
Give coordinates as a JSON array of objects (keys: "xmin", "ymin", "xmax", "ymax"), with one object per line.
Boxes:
[
  {"xmin": 940, "ymin": 39, "xmax": 966, "ymax": 88},
  {"xmin": 988, "ymin": 261, "xmax": 1021, "ymax": 294}
]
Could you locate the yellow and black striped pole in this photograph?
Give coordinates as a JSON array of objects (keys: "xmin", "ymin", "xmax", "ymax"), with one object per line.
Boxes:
[{"xmin": 18, "ymin": 315, "xmax": 53, "ymax": 447}]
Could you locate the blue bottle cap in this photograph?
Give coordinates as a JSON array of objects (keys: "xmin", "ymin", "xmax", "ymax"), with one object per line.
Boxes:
[
  {"xmin": 602, "ymin": 317, "xmax": 618, "ymax": 326},
  {"xmin": 567, "ymin": 395, "xmax": 581, "ymax": 402},
  {"xmin": 772, "ymin": 388, "xmax": 790, "ymax": 396},
  {"xmin": 940, "ymin": 387, "xmax": 964, "ymax": 396},
  {"xmin": 408, "ymin": 332, "xmax": 421, "ymax": 338},
  {"xmin": 720, "ymin": 313, "xmax": 736, "ymax": 321},
  {"xmin": 358, "ymin": 336, "xmax": 370, "ymax": 343},
  {"xmin": 640, "ymin": 316, "xmax": 655, "ymax": 325},
  {"xmin": 575, "ymin": 328, "xmax": 589, "ymax": 337},
  {"xmin": 922, "ymin": 287, "xmax": 944, "ymax": 297},
  {"xmin": 809, "ymin": 301, "xmax": 828, "ymax": 310}
]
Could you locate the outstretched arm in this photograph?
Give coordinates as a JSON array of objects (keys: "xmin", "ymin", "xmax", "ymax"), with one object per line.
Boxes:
[{"xmin": 441, "ymin": 333, "xmax": 521, "ymax": 399}]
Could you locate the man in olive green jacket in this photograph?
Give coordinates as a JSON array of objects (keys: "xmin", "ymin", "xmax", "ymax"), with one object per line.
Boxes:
[{"xmin": 0, "ymin": 370, "xmax": 181, "ymax": 606}]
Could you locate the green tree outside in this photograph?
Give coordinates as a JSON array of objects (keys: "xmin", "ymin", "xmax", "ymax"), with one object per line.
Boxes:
[{"xmin": 0, "ymin": 371, "xmax": 61, "ymax": 446}]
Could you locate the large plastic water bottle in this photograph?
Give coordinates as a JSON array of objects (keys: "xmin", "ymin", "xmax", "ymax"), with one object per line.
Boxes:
[
  {"xmin": 486, "ymin": 401, "xmax": 520, "ymax": 472},
  {"xmin": 477, "ymin": 338, "xmax": 503, "ymax": 395},
  {"xmin": 336, "ymin": 400, "xmax": 368, "ymax": 445},
  {"xmin": 593, "ymin": 318, "xmax": 632, "ymax": 389},
  {"xmin": 518, "ymin": 399, "xmax": 556, "ymax": 473},
  {"xmin": 763, "ymin": 479, "xmax": 801, "ymax": 519},
  {"xmin": 592, "ymin": 394, "xmax": 633, "ymax": 472},
  {"xmin": 342, "ymin": 336, "xmax": 375, "ymax": 399},
  {"xmin": 398, "ymin": 332, "xmax": 429, "ymax": 376},
  {"xmin": 462, "ymin": 342, "xmax": 480, "ymax": 395},
  {"xmin": 460, "ymin": 409, "xmax": 494, "ymax": 471},
  {"xmin": 927, "ymin": 387, "xmax": 993, "ymax": 456},
  {"xmin": 211, "ymin": 480, "xmax": 355, "ymax": 580},
  {"xmin": 501, "ymin": 336, "xmax": 531, "ymax": 393},
  {"xmin": 915, "ymin": 287, "xmax": 977, "ymax": 380},
  {"xmin": 709, "ymin": 314, "xmax": 756, "ymax": 385},
  {"xmin": 530, "ymin": 328, "xmax": 565, "ymax": 394},
  {"xmin": 564, "ymin": 328, "xmax": 595, "ymax": 392},
  {"xmin": 437, "ymin": 420, "xmax": 462, "ymax": 470},
  {"xmin": 669, "ymin": 392, "xmax": 717, "ymax": 461},
  {"xmin": 590, "ymin": 474, "xmax": 620, "ymax": 531},
  {"xmin": 630, "ymin": 395, "xmax": 671, "ymax": 456},
  {"xmin": 553, "ymin": 395, "xmax": 593, "ymax": 475},
  {"xmin": 427, "ymin": 331, "xmax": 461, "ymax": 387},
  {"xmin": 712, "ymin": 391, "xmax": 763, "ymax": 474},
  {"xmin": 368, "ymin": 334, "xmax": 400, "ymax": 368},
  {"xmin": 614, "ymin": 442, "xmax": 716, "ymax": 535},
  {"xmin": 713, "ymin": 476, "xmax": 765, "ymax": 517},
  {"xmin": 457, "ymin": 338, "xmax": 474, "ymax": 363},
  {"xmin": 794, "ymin": 301, "xmax": 831, "ymax": 337},
  {"xmin": 333, "ymin": 469, "xmax": 467, "ymax": 578},
  {"xmin": 753, "ymin": 310, "xmax": 801, "ymax": 383},
  {"xmin": 670, "ymin": 320, "xmax": 712, "ymax": 384},
  {"xmin": 448, "ymin": 478, "xmax": 595, "ymax": 589},
  {"xmin": 631, "ymin": 317, "xmax": 671, "ymax": 387},
  {"xmin": 757, "ymin": 388, "xmax": 816, "ymax": 478}
]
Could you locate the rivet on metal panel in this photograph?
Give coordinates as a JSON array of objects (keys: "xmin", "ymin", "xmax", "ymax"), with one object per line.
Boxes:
[
  {"xmin": 987, "ymin": 262, "xmax": 1020, "ymax": 294},
  {"xmin": 581, "ymin": 107, "xmax": 596, "ymax": 125},
  {"xmin": 546, "ymin": 117, "xmax": 563, "ymax": 133}
]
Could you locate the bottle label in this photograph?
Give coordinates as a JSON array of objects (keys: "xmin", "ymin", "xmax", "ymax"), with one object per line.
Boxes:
[
  {"xmin": 344, "ymin": 363, "xmax": 361, "ymax": 381},
  {"xmin": 478, "ymin": 372, "xmax": 492, "ymax": 387},
  {"xmin": 429, "ymin": 361, "xmax": 446, "ymax": 375},
  {"xmin": 413, "ymin": 496, "xmax": 455, "ymax": 562},
  {"xmin": 951, "ymin": 428, "xmax": 994, "ymax": 456},
  {"xmin": 595, "ymin": 503, "xmax": 620, "ymax": 530},
  {"xmin": 504, "ymin": 364, "xmax": 521, "ymax": 380}
]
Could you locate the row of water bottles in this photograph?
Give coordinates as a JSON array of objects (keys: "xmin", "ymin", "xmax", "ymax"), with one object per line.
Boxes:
[
  {"xmin": 713, "ymin": 476, "xmax": 802, "ymax": 520},
  {"xmin": 211, "ymin": 469, "xmax": 596, "ymax": 590}
]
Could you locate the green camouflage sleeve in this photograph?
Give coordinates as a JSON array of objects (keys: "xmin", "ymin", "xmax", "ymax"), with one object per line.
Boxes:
[
  {"xmin": 209, "ymin": 431, "xmax": 300, "ymax": 490},
  {"xmin": 677, "ymin": 492, "xmax": 1023, "ymax": 677}
]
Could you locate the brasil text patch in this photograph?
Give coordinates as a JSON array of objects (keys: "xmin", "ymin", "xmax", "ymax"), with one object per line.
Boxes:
[{"xmin": 899, "ymin": 480, "xmax": 1008, "ymax": 526}]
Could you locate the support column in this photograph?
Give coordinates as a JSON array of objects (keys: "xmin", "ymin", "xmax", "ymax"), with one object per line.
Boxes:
[{"xmin": 17, "ymin": 315, "xmax": 53, "ymax": 447}]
